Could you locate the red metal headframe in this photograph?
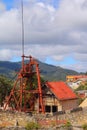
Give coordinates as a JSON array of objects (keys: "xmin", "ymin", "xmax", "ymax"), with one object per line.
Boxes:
[{"xmin": 4, "ymin": 55, "xmax": 45, "ymax": 113}]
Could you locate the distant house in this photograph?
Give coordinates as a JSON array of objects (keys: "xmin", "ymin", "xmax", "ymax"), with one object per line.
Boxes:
[
  {"xmin": 67, "ymin": 80, "xmax": 82, "ymax": 89},
  {"xmin": 66, "ymin": 75, "xmax": 87, "ymax": 89},
  {"xmin": 42, "ymin": 81, "xmax": 78, "ymax": 114},
  {"xmin": 76, "ymin": 90, "xmax": 87, "ymax": 99},
  {"xmin": 66, "ymin": 75, "xmax": 87, "ymax": 82}
]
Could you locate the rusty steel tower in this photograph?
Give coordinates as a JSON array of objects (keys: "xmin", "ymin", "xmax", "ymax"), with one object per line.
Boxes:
[
  {"xmin": 4, "ymin": 55, "xmax": 45, "ymax": 113},
  {"xmin": 3, "ymin": 0, "xmax": 45, "ymax": 113}
]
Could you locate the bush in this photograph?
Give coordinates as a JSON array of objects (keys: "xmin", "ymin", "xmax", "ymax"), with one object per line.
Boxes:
[
  {"xmin": 82, "ymin": 123, "xmax": 87, "ymax": 130},
  {"xmin": 25, "ymin": 121, "xmax": 40, "ymax": 130},
  {"xmin": 63, "ymin": 121, "xmax": 72, "ymax": 130}
]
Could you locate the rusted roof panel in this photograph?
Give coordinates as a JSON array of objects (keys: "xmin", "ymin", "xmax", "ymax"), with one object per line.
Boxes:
[{"xmin": 46, "ymin": 81, "xmax": 77, "ymax": 100}]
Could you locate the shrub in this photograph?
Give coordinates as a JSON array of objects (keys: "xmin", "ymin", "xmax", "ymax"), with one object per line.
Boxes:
[
  {"xmin": 63, "ymin": 121, "xmax": 72, "ymax": 130},
  {"xmin": 25, "ymin": 121, "xmax": 40, "ymax": 130},
  {"xmin": 82, "ymin": 123, "xmax": 87, "ymax": 130}
]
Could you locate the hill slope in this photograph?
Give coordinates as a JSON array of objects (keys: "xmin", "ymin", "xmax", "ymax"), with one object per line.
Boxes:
[
  {"xmin": 39, "ymin": 60, "xmax": 78, "ymax": 81},
  {"xmin": 0, "ymin": 60, "xmax": 78, "ymax": 81}
]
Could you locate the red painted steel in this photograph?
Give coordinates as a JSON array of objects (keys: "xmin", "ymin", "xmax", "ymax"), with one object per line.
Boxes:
[{"xmin": 4, "ymin": 55, "xmax": 45, "ymax": 113}]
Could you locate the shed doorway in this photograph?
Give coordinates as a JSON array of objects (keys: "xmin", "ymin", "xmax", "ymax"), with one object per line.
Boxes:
[{"xmin": 45, "ymin": 105, "xmax": 58, "ymax": 113}]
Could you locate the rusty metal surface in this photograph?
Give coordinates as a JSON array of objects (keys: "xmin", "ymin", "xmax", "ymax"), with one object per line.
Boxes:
[{"xmin": 3, "ymin": 55, "xmax": 45, "ymax": 113}]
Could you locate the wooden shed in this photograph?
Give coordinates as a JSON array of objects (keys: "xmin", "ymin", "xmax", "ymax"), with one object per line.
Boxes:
[{"xmin": 43, "ymin": 81, "xmax": 78, "ymax": 114}]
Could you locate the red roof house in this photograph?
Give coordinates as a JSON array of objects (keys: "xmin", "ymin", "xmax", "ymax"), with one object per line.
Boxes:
[
  {"xmin": 46, "ymin": 81, "xmax": 77, "ymax": 100},
  {"xmin": 43, "ymin": 81, "xmax": 78, "ymax": 113}
]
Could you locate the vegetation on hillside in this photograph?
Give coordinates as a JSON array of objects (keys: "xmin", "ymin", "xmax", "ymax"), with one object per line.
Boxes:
[
  {"xmin": 0, "ymin": 60, "xmax": 78, "ymax": 81},
  {"xmin": 0, "ymin": 74, "xmax": 45, "ymax": 106},
  {"xmin": 0, "ymin": 75, "xmax": 13, "ymax": 106},
  {"xmin": 75, "ymin": 82, "xmax": 87, "ymax": 91},
  {"xmin": 75, "ymin": 81, "xmax": 87, "ymax": 105}
]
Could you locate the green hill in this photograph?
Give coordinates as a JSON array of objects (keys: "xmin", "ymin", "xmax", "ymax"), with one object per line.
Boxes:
[
  {"xmin": 38, "ymin": 60, "xmax": 78, "ymax": 81},
  {"xmin": 0, "ymin": 60, "xmax": 78, "ymax": 81}
]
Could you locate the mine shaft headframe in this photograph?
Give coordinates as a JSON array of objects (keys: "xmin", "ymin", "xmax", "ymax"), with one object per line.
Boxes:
[
  {"xmin": 21, "ymin": 55, "xmax": 45, "ymax": 113},
  {"xmin": 3, "ymin": 0, "xmax": 45, "ymax": 113},
  {"xmin": 3, "ymin": 55, "xmax": 45, "ymax": 113},
  {"xmin": 21, "ymin": 55, "xmax": 33, "ymax": 73}
]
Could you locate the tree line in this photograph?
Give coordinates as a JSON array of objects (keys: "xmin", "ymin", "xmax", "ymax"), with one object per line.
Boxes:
[{"xmin": 0, "ymin": 75, "xmax": 13, "ymax": 106}]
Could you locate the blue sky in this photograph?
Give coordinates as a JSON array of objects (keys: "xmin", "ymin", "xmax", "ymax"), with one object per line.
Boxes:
[
  {"xmin": 45, "ymin": 56, "xmax": 76, "ymax": 66},
  {"xmin": 2, "ymin": 0, "xmax": 14, "ymax": 9},
  {"xmin": 2, "ymin": 0, "xmax": 60, "ymax": 9},
  {"xmin": 0, "ymin": 0, "xmax": 87, "ymax": 72}
]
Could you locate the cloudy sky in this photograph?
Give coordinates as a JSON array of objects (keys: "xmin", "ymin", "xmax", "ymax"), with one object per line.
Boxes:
[{"xmin": 0, "ymin": 0, "xmax": 87, "ymax": 72}]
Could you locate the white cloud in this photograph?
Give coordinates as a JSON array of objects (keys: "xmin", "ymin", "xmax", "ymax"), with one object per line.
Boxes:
[
  {"xmin": 0, "ymin": 49, "xmax": 12, "ymax": 61},
  {"xmin": 0, "ymin": 0, "xmax": 87, "ymax": 72}
]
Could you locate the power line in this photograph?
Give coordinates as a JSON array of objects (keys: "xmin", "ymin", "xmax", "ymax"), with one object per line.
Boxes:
[{"xmin": 21, "ymin": 0, "xmax": 24, "ymax": 56}]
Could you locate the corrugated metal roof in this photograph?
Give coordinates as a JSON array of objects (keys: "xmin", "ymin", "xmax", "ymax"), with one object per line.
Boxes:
[{"xmin": 46, "ymin": 81, "xmax": 77, "ymax": 100}]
